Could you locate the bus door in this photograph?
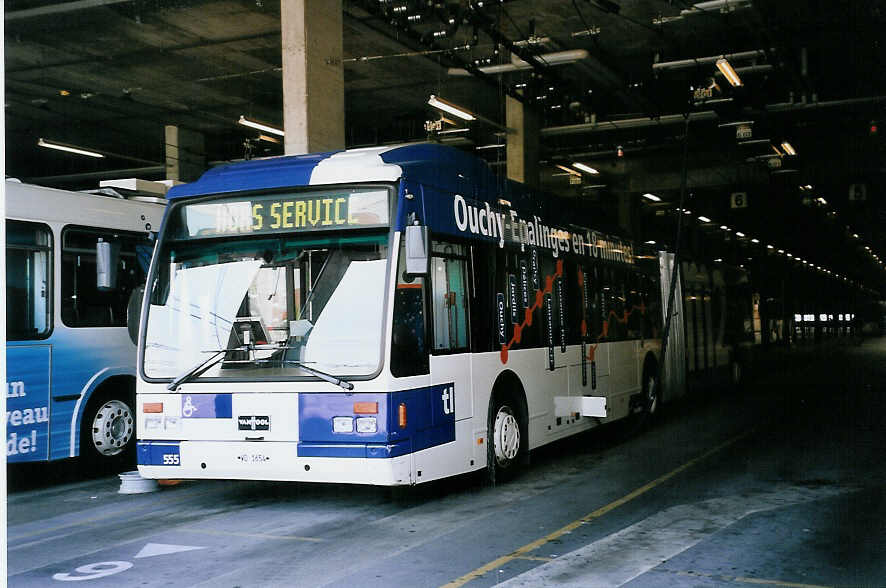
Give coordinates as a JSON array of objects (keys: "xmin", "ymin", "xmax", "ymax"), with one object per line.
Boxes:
[
  {"xmin": 6, "ymin": 220, "xmax": 53, "ymax": 462},
  {"xmin": 426, "ymin": 241, "xmax": 472, "ymax": 466},
  {"xmin": 584, "ymin": 263, "xmax": 611, "ymax": 397}
]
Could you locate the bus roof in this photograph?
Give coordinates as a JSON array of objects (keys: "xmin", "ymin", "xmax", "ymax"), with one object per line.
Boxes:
[
  {"xmin": 166, "ymin": 143, "xmax": 500, "ymax": 201},
  {"xmin": 5, "ymin": 180, "xmax": 166, "ymax": 232}
]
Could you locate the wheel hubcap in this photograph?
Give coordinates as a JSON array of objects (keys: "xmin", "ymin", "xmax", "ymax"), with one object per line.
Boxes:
[
  {"xmin": 646, "ymin": 376, "xmax": 658, "ymax": 414},
  {"xmin": 493, "ymin": 406, "xmax": 520, "ymax": 466},
  {"xmin": 91, "ymin": 400, "xmax": 134, "ymax": 457}
]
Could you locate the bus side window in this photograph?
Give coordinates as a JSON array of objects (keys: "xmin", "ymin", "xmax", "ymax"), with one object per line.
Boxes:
[
  {"xmin": 588, "ymin": 264, "xmax": 603, "ymax": 341},
  {"xmin": 625, "ymin": 273, "xmax": 643, "ymax": 339},
  {"xmin": 391, "ymin": 239, "xmax": 429, "ymax": 376},
  {"xmin": 61, "ymin": 227, "xmax": 150, "ymax": 328},
  {"xmin": 430, "ymin": 242, "xmax": 469, "ymax": 352},
  {"xmin": 6, "ymin": 220, "xmax": 53, "ymax": 340}
]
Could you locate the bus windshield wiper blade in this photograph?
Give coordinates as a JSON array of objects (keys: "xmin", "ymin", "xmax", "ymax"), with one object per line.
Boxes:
[
  {"xmin": 282, "ymin": 359, "xmax": 354, "ymax": 390},
  {"xmin": 168, "ymin": 346, "xmax": 355, "ymax": 391},
  {"xmin": 167, "ymin": 350, "xmax": 227, "ymax": 391}
]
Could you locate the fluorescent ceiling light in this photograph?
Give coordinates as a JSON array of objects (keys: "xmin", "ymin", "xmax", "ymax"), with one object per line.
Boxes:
[
  {"xmin": 556, "ymin": 164, "xmax": 581, "ymax": 176},
  {"xmin": 572, "ymin": 162, "xmax": 599, "ymax": 175},
  {"xmin": 447, "ymin": 49, "xmax": 589, "ymax": 76},
  {"xmin": 476, "ymin": 144, "xmax": 505, "ymax": 150},
  {"xmin": 238, "ymin": 115, "xmax": 284, "ymax": 136},
  {"xmin": 642, "ymin": 193, "xmax": 661, "ymax": 202},
  {"xmin": 767, "ymin": 244, "xmax": 774, "ymax": 249},
  {"xmin": 37, "ymin": 138, "xmax": 104, "ymax": 158},
  {"xmin": 714, "ymin": 258, "xmax": 723, "ymax": 262},
  {"xmin": 735, "ymin": 231, "xmax": 746, "ymax": 237},
  {"xmin": 751, "ymin": 238, "xmax": 760, "ymax": 243},
  {"xmin": 697, "ymin": 216, "xmax": 712, "ymax": 223},
  {"xmin": 428, "ymin": 95, "xmax": 476, "ymax": 121},
  {"xmin": 438, "ymin": 127, "xmax": 469, "ymax": 135},
  {"xmin": 780, "ymin": 141, "xmax": 797, "ymax": 156},
  {"xmin": 644, "ymin": 240, "xmax": 656, "ymax": 244},
  {"xmin": 720, "ymin": 225, "xmax": 729, "ymax": 230},
  {"xmin": 716, "ymin": 58, "xmax": 743, "ymax": 87}
]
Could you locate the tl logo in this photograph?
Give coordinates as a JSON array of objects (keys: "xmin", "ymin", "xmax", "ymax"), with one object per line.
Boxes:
[{"xmin": 441, "ymin": 385, "xmax": 455, "ymax": 415}]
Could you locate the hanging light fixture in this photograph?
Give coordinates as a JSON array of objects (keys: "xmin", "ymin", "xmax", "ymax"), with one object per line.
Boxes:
[
  {"xmin": 427, "ymin": 95, "xmax": 476, "ymax": 121},
  {"xmin": 572, "ymin": 162, "xmax": 599, "ymax": 175},
  {"xmin": 238, "ymin": 115, "xmax": 284, "ymax": 136},
  {"xmin": 716, "ymin": 58, "xmax": 743, "ymax": 87},
  {"xmin": 37, "ymin": 138, "xmax": 104, "ymax": 158}
]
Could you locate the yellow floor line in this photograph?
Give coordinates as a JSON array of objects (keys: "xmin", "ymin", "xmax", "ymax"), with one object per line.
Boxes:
[
  {"xmin": 441, "ymin": 428, "xmax": 754, "ymax": 588},
  {"xmin": 676, "ymin": 569, "xmax": 835, "ymax": 588}
]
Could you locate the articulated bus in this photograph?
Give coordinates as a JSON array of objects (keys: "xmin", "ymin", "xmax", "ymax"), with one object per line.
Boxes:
[
  {"xmin": 6, "ymin": 181, "xmax": 165, "ymax": 467},
  {"xmin": 134, "ymin": 143, "xmax": 744, "ymax": 486}
]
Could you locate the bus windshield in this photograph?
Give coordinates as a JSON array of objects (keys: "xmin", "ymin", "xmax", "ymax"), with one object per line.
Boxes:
[{"xmin": 143, "ymin": 232, "xmax": 390, "ymax": 382}]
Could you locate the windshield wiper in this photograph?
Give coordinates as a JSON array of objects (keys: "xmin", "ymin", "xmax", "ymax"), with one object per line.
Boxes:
[
  {"xmin": 168, "ymin": 345, "xmax": 355, "ymax": 391},
  {"xmin": 167, "ymin": 349, "xmax": 228, "ymax": 391},
  {"xmin": 280, "ymin": 359, "xmax": 354, "ymax": 390}
]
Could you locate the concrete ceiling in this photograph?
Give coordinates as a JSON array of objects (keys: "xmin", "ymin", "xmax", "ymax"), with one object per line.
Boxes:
[{"xmin": 5, "ymin": 0, "xmax": 886, "ymax": 294}]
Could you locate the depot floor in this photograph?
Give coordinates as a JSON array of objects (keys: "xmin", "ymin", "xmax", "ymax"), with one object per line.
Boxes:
[{"xmin": 6, "ymin": 338, "xmax": 886, "ymax": 587}]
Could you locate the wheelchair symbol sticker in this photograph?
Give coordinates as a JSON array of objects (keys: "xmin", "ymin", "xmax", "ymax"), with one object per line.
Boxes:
[{"xmin": 182, "ymin": 396, "xmax": 198, "ymax": 418}]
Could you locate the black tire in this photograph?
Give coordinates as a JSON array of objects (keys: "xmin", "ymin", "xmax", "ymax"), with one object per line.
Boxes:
[
  {"xmin": 624, "ymin": 360, "xmax": 660, "ymax": 436},
  {"xmin": 80, "ymin": 390, "xmax": 136, "ymax": 472},
  {"xmin": 487, "ymin": 394, "xmax": 525, "ymax": 485},
  {"xmin": 729, "ymin": 357, "xmax": 744, "ymax": 391},
  {"xmin": 642, "ymin": 362, "xmax": 660, "ymax": 419}
]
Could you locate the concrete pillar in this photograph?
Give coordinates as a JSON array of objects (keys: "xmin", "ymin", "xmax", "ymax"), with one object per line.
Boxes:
[
  {"xmin": 610, "ymin": 190, "xmax": 635, "ymax": 237},
  {"xmin": 505, "ymin": 95, "xmax": 539, "ymax": 189},
  {"xmin": 165, "ymin": 125, "xmax": 205, "ymax": 182},
  {"xmin": 282, "ymin": 0, "xmax": 344, "ymax": 155}
]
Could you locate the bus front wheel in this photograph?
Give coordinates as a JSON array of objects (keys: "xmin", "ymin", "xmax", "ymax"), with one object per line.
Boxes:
[{"xmin": 81, "ymin": 393, "xmax": 135, "ymax": 470}]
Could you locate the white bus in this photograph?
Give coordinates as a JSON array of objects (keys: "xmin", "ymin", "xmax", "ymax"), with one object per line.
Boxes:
[
  {"xmin": 6, "ymin": 180, "xmax": 165, "ymax": 467},
  {"xmin": 134, "ymin": 144, "xmax": 672, "ymax": 486}
]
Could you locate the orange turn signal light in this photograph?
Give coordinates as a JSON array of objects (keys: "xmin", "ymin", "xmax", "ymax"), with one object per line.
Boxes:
[
  {"xmin": 398, "ymin": 403, "xmax": 407, "ymax": 429},
  {"xmin": 143, "ymin": 402, "xmax": 163, "ymax": 413},
  {"xmin": 353, "ymin": 401, "xmax": 378, "ymax": 414}
]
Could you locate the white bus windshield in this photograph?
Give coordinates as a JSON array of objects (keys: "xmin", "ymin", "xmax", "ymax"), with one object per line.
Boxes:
[{"xmin": 143, "ymin": 232, "xmax": 389, "ymax": 381}]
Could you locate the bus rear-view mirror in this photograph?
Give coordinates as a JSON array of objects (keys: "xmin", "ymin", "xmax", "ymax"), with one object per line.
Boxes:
[
  {"xmin": 405, "ymin": 225, "xmax": 429, "ymax": 276},
  {"xmin": 126, "ymin": 284, "xmax": 145, "ymax": 346},
  {"xmin": 96, "ymin": 238, "xmax": 120, "ymax": 291}
]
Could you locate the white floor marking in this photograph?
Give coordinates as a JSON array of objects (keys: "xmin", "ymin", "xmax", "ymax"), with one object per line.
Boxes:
[
  {"xmin": 134, "ymin": 542, "xmax": 207, "ymax": 559},
  {"xmin": 498, "ymin": 485, "xmax": 847, "ymax": 588}
]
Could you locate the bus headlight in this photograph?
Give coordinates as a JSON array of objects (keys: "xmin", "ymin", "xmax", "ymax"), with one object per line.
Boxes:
[
  {"xmin": 332, "ymin": 416, "xmax": 354, "ymax": 433},
  {"xmin": 355, "ymin": 417, "xmax": 377, "ymax": 433}
]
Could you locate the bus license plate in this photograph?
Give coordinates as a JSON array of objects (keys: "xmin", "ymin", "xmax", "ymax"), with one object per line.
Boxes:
[{"xmin": 236, "ymin": 453, "xmax": 271, "ymax": 464}]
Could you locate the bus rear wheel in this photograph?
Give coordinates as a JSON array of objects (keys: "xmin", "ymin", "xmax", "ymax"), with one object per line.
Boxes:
[
  {"xmin": 487, "ymin": 397, "xmax": 524, "ymax": 484},
  {"xmin": 81, "ymin": 394, "xmax": 135, "ymax": 470}
]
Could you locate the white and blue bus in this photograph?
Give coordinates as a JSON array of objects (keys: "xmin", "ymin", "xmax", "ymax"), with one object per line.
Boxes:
[
  {"xmin": 134, "ymin": 143, "xmax": 685, "ymax": 486},
  {"xmin": 6, "ymin": 180, "xmax": 165, "ymax": 467}
]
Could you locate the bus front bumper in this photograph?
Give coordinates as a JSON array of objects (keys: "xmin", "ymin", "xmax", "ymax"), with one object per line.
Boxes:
[{"xmin": 137, "ymin": 440, "xmax": 414, "ymax": 486}]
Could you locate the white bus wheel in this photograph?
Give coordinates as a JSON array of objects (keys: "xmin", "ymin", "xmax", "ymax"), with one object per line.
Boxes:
[
  {"xmin": 645, "ymin": 370, "xmax": 659, "ymax": 416},
  {"xmin": 85, "ymin": 398, "xmax": 135, "ymax": 459},
  {"xmin": 492, "ymin": 403, "xmax": 521, "ymax": 469},
  {"xmin": 731, "ymin": 360, "xmax": 743, "ymax": 387}
]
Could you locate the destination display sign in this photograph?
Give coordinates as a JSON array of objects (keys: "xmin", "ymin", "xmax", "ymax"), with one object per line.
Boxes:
[
  {"xmin": 175, "ymin": 188, "xmax": 389, "ymax": 239},
  {"xmin": 445, "ymin": 194, "xmax": 635, "ymax": 266}
]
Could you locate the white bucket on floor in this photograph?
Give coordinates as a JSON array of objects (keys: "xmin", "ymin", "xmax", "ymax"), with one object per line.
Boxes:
[{"xmin": 118, "ymin": 470, "xmax": 159, "ymax": 494}]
